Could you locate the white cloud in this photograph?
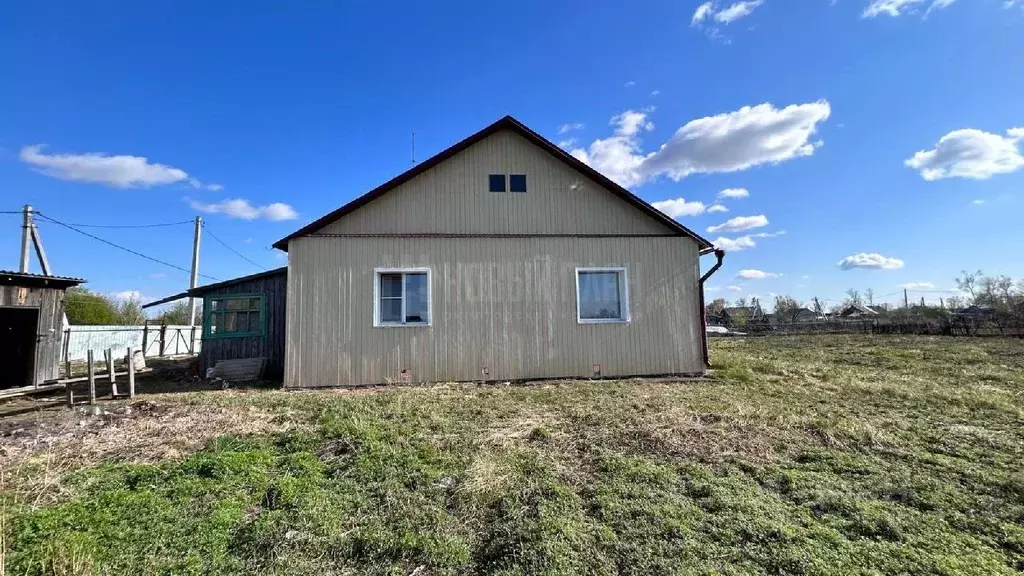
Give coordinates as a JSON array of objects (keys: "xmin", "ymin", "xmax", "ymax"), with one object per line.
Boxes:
[
  {"xmin": 718, "ymin": 187, "xmax": 750, "ymax": 199},
  {"xmin": 972, "ymin": 199, "xmax": 986, "ymax": 205},
  {"xmin": 713, "ymin": 230, "xmax": 785, "ymax": 252},
  {"xmin": 900, "ymin": 282, "xmax": 934, "ymax": 289},
  {"xmin": 570, "ymin": 109, "xmax": 655, "ymax": 188},
  {"xmin": 707, "ymin": 214, "xmax": 768, "ymax": 233},
  {"xmin": 727, "ymin": 285, "xmax": 743, "ymax": 292},
  {"xmin": 736, "ymin": 269, "xmax": 781, "ymax": 280},
  {"xmin": 692, "ymin": 0, "xmax": 764, "ymax": 25},
  {"xmin": 572, "ymin": 101, "xmax": 831, "ymax": 187},
  {"xmin": 557, "ymin": 138, "xmax": 577, "ymax": 149},
  {"xmin": 189, "ymin": 198, "xmax": 298, "ymax": 221},
  {"xmin": 905, "ymin": 128, "xmax": 1024, "ymax": 181},
  {"xmin": 651, "ymin": 198, "xmax": 706, "ymax": 218},
  {"xmin": 557, "ymin": 122, "xmax": 584, "ymax": 135},
  {"xmin": 692, "ymin": 1, "xmax": 716, "ymax": 24},
  {"xmin": 624, "ymin": 81, "xmax": 636, "ymax": 87},
  {"xmin": 837, "ymin": 253, "xmax": 905, "ymax": 271},
  {"xmin": 714, "ymin": 0, "xmax": 765, "ymax": 23},
  {"xmin": 708, "ymin": 204, "xmax": 729, "ymax": 213},
  {"xmin": 107, "ymin": 290, "xmax": 154, "ymax": 304},
  {"xmin": 19, "ymin": 144, "xmax": 221, "ymax": 190},
  {"xmin": 650, "ymin": 90, "xmax": 661, "ymax": 97},
  {"xmin": 862, "ymin": 0, "xmax": 958, "ymax": 17}
]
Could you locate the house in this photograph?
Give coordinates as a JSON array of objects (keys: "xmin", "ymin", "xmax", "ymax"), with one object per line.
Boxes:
[
  {"xmin": 721, "ymin": 307, "xmax": 753, "ymax": 327},
  {"xmin": 793, "ymin": 308, "xmax": 818, "ymax": 323},
  {"xmin": 272, "ymin": 115, "xmax": 720, "ymax": 388},
  {"xmin": 144, "ymin": 267, "xmax": 287, "ymax": 380},
  {"xmin": 0, "ymin": 270, "xmax": 85, "ymax": 390},
  {"xmin": 839, "ymin": 303, "xmax": 879, "ymax": 318}
]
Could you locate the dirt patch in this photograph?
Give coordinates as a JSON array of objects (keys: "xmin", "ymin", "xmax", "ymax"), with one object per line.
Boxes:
[{"xmin": 0, "ymin": 399, "xmax": 304, "ymax": 506}]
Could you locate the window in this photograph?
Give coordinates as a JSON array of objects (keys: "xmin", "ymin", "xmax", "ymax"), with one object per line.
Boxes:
[
  {"xmin": 576, "ymin": 267, "xmax": 629, "ymax": 323},
  {"xmin": 489, "ymin": 174, "xmax": 506, "ymax": 192},
  {"xmin": 509, "ymin": 174, "xmax": 527, "ymax": 193},
  {"xmin": 205, "ymin": 294, "xmax": 264, "ymax": 338},
  {"xmin": 374, "ymin": 268, "xmax": 431, "ymax": 326}
]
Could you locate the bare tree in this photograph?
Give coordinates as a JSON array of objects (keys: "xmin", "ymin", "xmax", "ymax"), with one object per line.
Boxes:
[
  {"xmin": 774, "ymin": 295, "xmax": 801, "ymax": 323},
  {"xmin": 865, "ymin": 288, "xmax": 875, "ymax": 306},
  {"xmin": 845, "ymin": 289, "xmax": 862, "ymax": 305},
  {"xmin": 956, "ymin": 270, "xmax": 982, "ymax": 303}
]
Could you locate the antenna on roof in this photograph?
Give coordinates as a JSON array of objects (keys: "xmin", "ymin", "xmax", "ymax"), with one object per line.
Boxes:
[{"xmin": 411, "ymin": 131, "xmax": 416, "ymax": 165}]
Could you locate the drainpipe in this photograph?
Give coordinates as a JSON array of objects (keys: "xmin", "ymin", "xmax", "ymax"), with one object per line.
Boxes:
[{"xmin": 698, "ymin": 249, "xmax": 725, "ymax": 368}]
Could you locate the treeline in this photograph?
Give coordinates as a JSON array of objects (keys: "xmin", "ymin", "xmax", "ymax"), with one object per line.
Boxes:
[{"xmin": 65, "ymin": 287, "xmax": 198, "ymax": 326}]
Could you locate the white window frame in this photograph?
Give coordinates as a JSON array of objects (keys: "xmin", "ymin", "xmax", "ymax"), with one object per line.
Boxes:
[
  {"xmin": 373, "ymin": 267, "xmax": 432, "ymax": 328},
  {"xmin": 575, "ymin": 266, "xmax": 630, "ymax": 324}
]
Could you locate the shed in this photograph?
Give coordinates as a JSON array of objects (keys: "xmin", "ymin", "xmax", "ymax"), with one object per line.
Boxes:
[
  {"xmin": 144, "ymin": 267, "xmax": 287, "ymax": 381},
  {"xmin": 839, "ymin": 303, "xmax": 879, "ymax": 318},
  {"xmin": 0, "ymin": 270, "xmax": 84, "ymax": 389}
]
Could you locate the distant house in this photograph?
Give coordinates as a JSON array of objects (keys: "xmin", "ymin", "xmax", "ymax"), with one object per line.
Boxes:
[
  {"xmin": 145, "ymin": 267, "xmax": 287, "ymax": 380},
  {"xmin": 839, "ymin": 303, "xmax": 879, "ymax": 318},
  {"xmin": 721, "ymin": 307, "xmax": 753, "ymax": 327},
  {"xmin": 793, "ymin": 308, "xmax": 818, "ymax": 323},
  {"xmin": 958, "ymin": 304, "xmax": 996, "ymax": 317}
]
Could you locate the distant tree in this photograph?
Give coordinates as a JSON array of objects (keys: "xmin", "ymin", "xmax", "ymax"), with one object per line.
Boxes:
[
  {"xmin": 114, "ymin": 297, "xmax": 146, "ymax": 325},
  {"xmin": 956, "ymin": 270, "xmax": 982, "ymax": 303},
  {"xmin": 734, "ymin": 297, "xmax": 749, "ymax": 308},
  {"xmin": 773, "ymin": 295, "xmax": 801, "ymax": 323},
  {"xmin": 157, "ymin": 300, "xmax": 201, "ymax": 325},
  {"xmin": 65, "ymin": 287, "xmax": 119, "ymax": 325},
  {"xmin": 865, "ymin": 288, "xmax": 875, "ymax": 306},
  {"xmin": 706, "ymin": 298, "xmax": 727, "ymax": 317},
  {"xmin": 845, "ymin": 289, "xmax": 862, "ymax": 305}
]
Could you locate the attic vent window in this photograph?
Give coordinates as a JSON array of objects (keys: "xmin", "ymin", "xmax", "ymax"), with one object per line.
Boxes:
[
  {"xmin": 509, "ymin": 174, "xmax": 527, "ymax": 193},
  {"xmin": 489, "ymin": 174, "xmax": 506, "ymax": 193}
]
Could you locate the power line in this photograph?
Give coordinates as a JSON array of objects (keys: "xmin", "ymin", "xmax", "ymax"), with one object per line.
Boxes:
[
  {"xmin": 202, "ymin": 223, "xmax": 267, "ymax": 271},
  {"xmin": 36, "ymin": 219, "xmax": 193, "ymax": 229},
  {"xmin": 33, "ymin": 212, "xmax": 220, "ymax": 281}
]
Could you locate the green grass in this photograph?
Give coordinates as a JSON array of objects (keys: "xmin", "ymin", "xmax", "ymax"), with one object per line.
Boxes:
[{"xmin": 3, "ymin": 335, "xmax": 1023, "ymax": 575}]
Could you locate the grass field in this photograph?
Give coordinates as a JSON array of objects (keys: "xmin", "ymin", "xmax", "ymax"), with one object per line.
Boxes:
[{"xmin": 2, "ymin": 335, "xmax": 1023, "ymax": 575}]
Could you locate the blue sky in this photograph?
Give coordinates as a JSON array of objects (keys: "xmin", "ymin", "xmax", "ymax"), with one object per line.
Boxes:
[{"xmin": 1, "ymin": 0, "xmax": 1022, "ymax": 311}]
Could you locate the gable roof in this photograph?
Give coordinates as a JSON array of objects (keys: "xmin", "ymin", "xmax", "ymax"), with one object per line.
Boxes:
[
  {"xmin": 0, "ymin": 270, "xmax": 85, "ymax": 289},
  {"xmin": 272, "ymin": 115, "xmax": 713, "ymax": 251},
  {"xmin": 841, "ymin": 303, "xmax": 878, "ymax": 316}
]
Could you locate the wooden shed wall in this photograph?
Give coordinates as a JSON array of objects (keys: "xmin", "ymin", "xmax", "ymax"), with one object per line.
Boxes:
[
  {"xmin": 0, "ymin": 284, "xmax": 66, "ymax": 385},
  {"xmin": 201, "ymin": 272, "xmax": 287, "ymax": 380}
]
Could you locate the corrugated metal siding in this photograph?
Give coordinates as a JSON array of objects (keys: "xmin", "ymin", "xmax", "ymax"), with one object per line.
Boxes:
[
  {"xmin": 317, "ymin": 129, "xmax": 674, "ymax": 236},
  {"xmin": 0, "ymin": 284, "xmax": 65, "ymax": 385},
  {"xmin": 201, "ymin": 271, "xmax": 287, "ymax": 380},
  {"xmin": 285, "ymin": 236, "xmax": 702, "ymax": 388}
]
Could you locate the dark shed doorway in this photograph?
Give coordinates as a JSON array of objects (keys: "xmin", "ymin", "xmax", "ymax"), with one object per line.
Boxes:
[{"xmin": 0, "ymin": 307, "xmax": 39, "ymax": 389}]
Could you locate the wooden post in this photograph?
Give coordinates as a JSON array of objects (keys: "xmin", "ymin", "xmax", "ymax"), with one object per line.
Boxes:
[
  {"xmin": 65, "ymin": 356, "xmax": 72, "ymax": 380},
  {"xmin": 127, "ymin": 347, "xmax": 136, "ymax": 399},
  {"xmin": 159, "ymin": 324, "xmax": 167, "ymax": 357},
  {"xmin": 87, "ymin": 349, "xmax": 96, "ymax": 405},
  {"xmin": 62, "ymin": 328, "xmax": 71, "ymax": 377},
  {"xmin": 141, "ymin": 322, "xmax": 149, "ymax": 357},
  {"xmin": 106, "ymin": 347, "xmax": 117, "ymax": 397},
  {"xmin": 65, "ymin": 381, "xmax": 74, "ymax": 407}
]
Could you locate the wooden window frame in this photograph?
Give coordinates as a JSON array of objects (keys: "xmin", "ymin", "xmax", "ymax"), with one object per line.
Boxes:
[
  {"xmin": 203, "ymin": 293, "xmax": 266, "ymax": 339},
  {"xmin": 575, "ymin": 267, "xmax": 630, "ymax": 324},
  {"xmin": 373, "ymin": 268, "xmax": 432, "ymax": 328}
]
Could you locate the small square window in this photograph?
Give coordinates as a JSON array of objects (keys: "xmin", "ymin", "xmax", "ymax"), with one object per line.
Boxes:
[
  {"xmin": 489, "ymin": 174, "xmax": 506, "ymax": 193},
  {"xmin": 509, "ymin": 174, "xmax": 527, "ymax": 193}
]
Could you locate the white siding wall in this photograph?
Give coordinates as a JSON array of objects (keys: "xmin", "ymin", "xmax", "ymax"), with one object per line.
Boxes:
[{"xmin": 285, "ymin": 236, "xmax": 702, "ymax": 387}]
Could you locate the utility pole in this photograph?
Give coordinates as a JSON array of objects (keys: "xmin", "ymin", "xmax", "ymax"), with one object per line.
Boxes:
[
  {"xmin": 904, "ymin": 288, "xmax": 909, "ymax": 309},
  {"xmin": 188, "ymin": 216, "xmax": 202, "ymax": 327},
  {"xmin": 19, "ymin": 205, "xmax": 32, "ymax": 273}
]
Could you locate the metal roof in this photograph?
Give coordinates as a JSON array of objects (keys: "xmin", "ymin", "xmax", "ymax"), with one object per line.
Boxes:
[
  {"xmin": 142, "ymin": 267, "xmax": 287, "ymax": 309},
  {"xmin": 0, "ymin": 270, "xmax": 85, "ymax": 289}
]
